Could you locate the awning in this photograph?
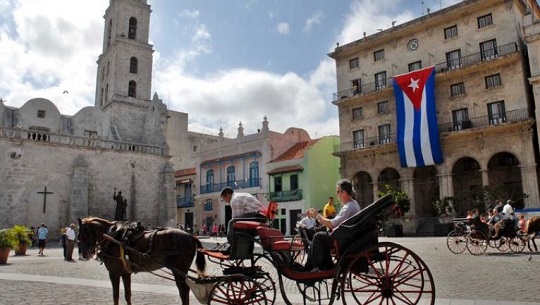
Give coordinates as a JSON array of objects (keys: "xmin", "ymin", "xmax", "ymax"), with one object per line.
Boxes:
[{"xmin": 267, "ymin": 165, "xmax": 304, "ymax": 175}]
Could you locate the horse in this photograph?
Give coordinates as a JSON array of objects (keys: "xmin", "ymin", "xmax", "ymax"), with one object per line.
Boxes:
[
  {"xmin": 78, "ymin": 217, "xmax": 206, "ymax": 305},
  {"xmin": 525, "ymin": 216, "xmax": 540, "ymax": 252}
]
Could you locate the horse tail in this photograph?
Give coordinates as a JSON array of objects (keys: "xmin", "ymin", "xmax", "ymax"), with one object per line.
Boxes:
[{"xmin": 192, "ymin": 236, "xmax": 207, "ymax": 274}]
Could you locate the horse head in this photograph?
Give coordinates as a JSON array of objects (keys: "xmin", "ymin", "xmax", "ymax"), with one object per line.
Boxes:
[{"xmin": 78, "ymin": 217, "xmax": 116, "ymax": 247}]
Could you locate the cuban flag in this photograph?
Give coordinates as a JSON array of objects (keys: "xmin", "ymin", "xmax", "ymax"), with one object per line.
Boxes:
[{"xmin": 392, "ymin": 66, "xmax": 443, "ymax": 168}]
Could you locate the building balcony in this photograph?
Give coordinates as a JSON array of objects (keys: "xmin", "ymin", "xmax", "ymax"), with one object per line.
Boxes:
[
  {"xmin": 332, "ymin": 42, "xmax": 519, "ymax": 102},
  {"xmin": 200, "ymin": 178, "xmax": 262, "ymax": 195},
  {"xmin": 269, "ymin": 189, "xmax": 303, "ymax": 202},
  {"xmin": 336, "ymin": 108, "xmax": 530, "ymax": 153},
  {"xmin": 176, "ymin": 195, "xmax": 194, "ymax": 208}
]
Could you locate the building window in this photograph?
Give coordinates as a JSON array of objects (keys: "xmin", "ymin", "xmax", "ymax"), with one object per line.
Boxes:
[
  {"xmin": 37, "ymin": 110, "xmax": 46, "ymax": 118},
  {"xmin": 107, "ymin": 19, "xmax": 112, "ymax": 48},
  {"xmin": 290, "ymin": 174, "xmax": 298, "ymax": 190},
  {"xmin": 485, "ymin": 74, "xmax": 501, "ymax": 88},
  {"xmin": 192, "ymin": 145, "xmax": 198, "ymax": 152},
  {"xmin": 452, "ymin": 108, "xmax": 470, "ymax": 130},
  {"xmin": 206, "ymin": 169, "xmax": 214, "ymax": 187},
  {"xmin": 274, "ymin": 176, "xmax": 282, "ymax": 192},
  {"xmin": 446, "ymin": 49, "xmax": 461, "ymax": 69},
  {"xmin": 378, "ymin": 124, "xmax": 391, "ymax": 144},
  {"xmin": 488, "ymin": 100, "xmax": 506, "ymax": 125},
  {"xmin": 353, "ymin": 130, "xmax": 365, "ymax": 148},
  {"xmin": 450, "ymin": 83, "xmax": 465, "ymax": 97},
  {"xmin": 226, "ymin": 166, "xmax": 235, "ymax": 187},
  {"xmin": 375, "ymin": 71, "xmax": 387, "ymax": 89},
  {"xmin": 352, "ymin": 107, "xmax": 363, "ymax": 120},
  {"xmin": 408, "ymin": 61, "xmax": 422, "ymax": 72},
  {"xmin": 444, "ymin": 25, "xmax": 458, "ymax": 39},
  {"xmin": 101, "ymin": 66, "xmax": 105, "ymax": 81},
  {"xmin": 249, "ymin": 161, "xmax": 259, "ymax": 187},
  {"xmin": 128, "ymin": 17, "xmax": 137, "ymax": 39},
  {"xmin": 204, "ymin": 199, "xmax": 213, "ymax": 211},
  {"xmin": 351, "ymin": 78, "xmax": 361, "ymax": 95},
  {"xmin": 129, "ymin": 57, "xmax": 138, "ymax": 74},
  {"xmin": 374, "ymin": 49, "xmax": 385, "ymax": 62},
  {"xmin": 128, "ymin": 81, "xmax": 137, "ymax": 97},
  {"xmin": 377, "ymin": 101, "xmax": 389, "ymax": 114},
  {"xmin": 480, "ymin": 39, "xmax": 498, "ymax": 61},
  {"xmin": 349, "ymin": 57, "xmax": 359, "ymax": 69},
  {"xmin": 477, "ymin": 13, "xmax": 493, "ymax": 29}
]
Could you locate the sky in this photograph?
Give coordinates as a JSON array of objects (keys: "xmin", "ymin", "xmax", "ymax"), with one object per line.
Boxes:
[{"xmin": 0, "ymin": 0, "xmax": 466, "ymax": 138}]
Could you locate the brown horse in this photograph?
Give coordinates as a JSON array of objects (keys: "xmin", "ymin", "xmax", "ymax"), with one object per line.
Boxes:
[
  {"xmin": 526, "ymin": 216, "xmax": 540, "ymax": 252},
  {"xmin": 78, "ymin": 217, "xmax": 206, "ymax": 305}
]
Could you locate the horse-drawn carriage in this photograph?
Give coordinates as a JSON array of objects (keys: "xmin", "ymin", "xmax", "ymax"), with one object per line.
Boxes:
[
  {"xmin": 446, "ymin": 217, "xmax": 527, "ymax": 255},
  {"xmin": 79, "ymin": 194, "xmax": 435, "ymax": 305}
]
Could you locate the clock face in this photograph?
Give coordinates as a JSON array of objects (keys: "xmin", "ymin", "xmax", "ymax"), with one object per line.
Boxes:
[{"xmin": 407, "ymin": 39, "xmax": 419, "ymax": 51}]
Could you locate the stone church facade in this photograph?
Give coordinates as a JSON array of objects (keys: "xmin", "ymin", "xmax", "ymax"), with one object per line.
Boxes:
[{"xmin": 0, "ymin": 0, "xmax": 177, "ymax": 237}]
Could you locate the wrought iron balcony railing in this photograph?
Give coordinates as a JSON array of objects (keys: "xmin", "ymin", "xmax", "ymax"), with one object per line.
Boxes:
[
  {"xmin": 332, "ymin": 42, "xmax": 519, "ymax": 102},
  {"xmin": 176, "ymin": 196, "xmax": 194, "ymax": 208},
  {"xmin": 200, "ymin": 178, "xmax": 262, "ymax": 194},
  {"xmin": 269, "ymin": 189, "xmax": 303, "ymax": 202}
]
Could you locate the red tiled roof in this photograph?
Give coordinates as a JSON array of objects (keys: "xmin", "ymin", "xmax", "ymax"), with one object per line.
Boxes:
[
  {"xmin": 267, "ymin": 165, "xmax": 304, "ymax": 175},
  {"xmin": 270, "ymin": 140, "xmax": 318, "ymax": 163},
  {"xmin": 175, "ymin": 168, "xmax": 196, "ymax": 177}
]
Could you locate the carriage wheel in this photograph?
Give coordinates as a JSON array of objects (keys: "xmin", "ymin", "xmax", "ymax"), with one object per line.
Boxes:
[
  {"xmin": 341, "ymin": 241, "xmax": 435, "ymax": 305},
  {"xmin": 509, "ymin": 235, "xmax": 526, "ymax": 253},
  {"xmin": 252, "ymin": 255, "xmax": 277, "ymax": 305},
  {"xmin": 207, "ymin": 274, "xmax": 268, "ymax": 305},
  {"xmin": 466, "ymin": 230, "xmax": 488, "ymax": 255},
  {"xmin": 495, "ymin": 237, "xmax": 510, "ymax": 252},
  {"xmin": 292, "ymin": 234, "xmax": 306, "ymax": 264},
  {"xmin": 446, "ymin": 230, "xmax": 467, "ymax": 254}
]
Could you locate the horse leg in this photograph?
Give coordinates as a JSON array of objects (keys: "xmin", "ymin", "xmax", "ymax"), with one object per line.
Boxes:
[
  {"xmin": 173, "ymin": 273, "xmax": 190, "ymax": 305},
  {"xmin": 122, "ymin": 273, "xmax": 132, "ymax": 305},
  {"xmin": 109, "ymin": 272, "xmax": 121, "ymax": 305},
  {"xmin": 533, "ymin": 234, "xmax": 538, "ymax": 252}
]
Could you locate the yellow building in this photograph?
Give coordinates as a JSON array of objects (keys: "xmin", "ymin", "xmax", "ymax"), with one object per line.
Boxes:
[{"xmin": 329, "ymin": 0, "xmax": 540, "ymax": 233}]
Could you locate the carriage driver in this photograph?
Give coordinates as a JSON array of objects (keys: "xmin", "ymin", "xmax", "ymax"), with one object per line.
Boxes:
[
  {"xmin": 303, "ymin": 179, "xmax": 361, "ymax": 271},
  {"xmin": 220, "ymin": 187, "xmax": 267, "ymax": 245}
]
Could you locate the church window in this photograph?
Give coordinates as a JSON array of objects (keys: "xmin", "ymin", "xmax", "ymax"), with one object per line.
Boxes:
[
  {"xmin": 105, "ymin": 84, "xmax": 109, "ymax": 103},
  {"xmin": 107, "ymin": 19, "xmax": 112, "ymax": 48},
  {"xmin": 130, "ymin": 57, "xmax": 138, "ymax": 73},
  {"xmin": 128, "ymin": 81, "xmax": 137, "ymax": 97},
  {"xmin": 100, "ymin": 88, "xmax": 104, "ymax": 106},
  {"xmin": 128, "ymin": 17, "xmax": 137, "ymax": 40},
  {"xmin": 37, "ymin": 110, "xmax": 46, "ymax": 118},
  {"xmin": 101, "ymin": 66, "xmax": 105, "ymax": 81},
  {"xmin": 106, "ymin": 61, "xmax": 110, "ymax": 76}
]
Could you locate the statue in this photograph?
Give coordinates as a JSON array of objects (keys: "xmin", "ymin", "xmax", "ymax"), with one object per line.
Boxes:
[{"xmin": 113, "ymin": 188, "xmax": 124, "ymax": 221}]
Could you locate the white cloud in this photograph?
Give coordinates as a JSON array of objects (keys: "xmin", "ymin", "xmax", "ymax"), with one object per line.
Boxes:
[
  {"xmin": 277, "ymin": 22, "xmax": 290, "ymax": 34},
  {"xmin": 303, "ymin": 11, "xmax": 323, "ymax": 32}
]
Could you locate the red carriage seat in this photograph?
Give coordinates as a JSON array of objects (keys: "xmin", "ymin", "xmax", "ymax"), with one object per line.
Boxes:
[{"xmin": 257, "ymin": 226, "xmax": 304, "ymax": 252}]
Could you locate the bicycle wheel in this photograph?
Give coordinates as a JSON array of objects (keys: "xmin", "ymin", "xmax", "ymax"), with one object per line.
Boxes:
[{"xmin": 446, "ymin": 230, "xmax": 467, "ymax": 254}]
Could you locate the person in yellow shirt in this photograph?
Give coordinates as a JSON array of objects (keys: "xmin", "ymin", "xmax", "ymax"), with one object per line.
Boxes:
[{"xmin": 323, "ymin": 197, "xmax": 336, "ymax": 219}]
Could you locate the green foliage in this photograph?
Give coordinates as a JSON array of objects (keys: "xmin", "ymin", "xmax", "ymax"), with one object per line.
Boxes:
[
  {"xmin": 432, "ymin": 196, "xmax": 456, "ymax": 216},
  {"xmin": 0, "ymin": 229, "xmax": 17, "ymax": 249},
  {"xmin": 11, "ymin": 225, "xmax": 32, "ymax": 245},
  {"xmin": 378, "ymin": 184, "xmax": 411, "ymax": 215}
]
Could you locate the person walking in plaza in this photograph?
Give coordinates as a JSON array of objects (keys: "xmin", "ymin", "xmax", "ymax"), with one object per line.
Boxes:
[
  {"xmin": 211, "ymin": 223, "xmax": 218, "ymax": 239},
  {"xmin": 65, "ymin": 223, "xmax": 76, "ymax": 262},
  {"xmin": 323, "ymin": 196, "xmax": 336, "ymax": 219},
  {"xmin": 304, "ymin": 179, "xmax": 361, "ymax": 271},
  {"xmin": 37, "ymin": 223, "xmax": 48, "ymax": 256},
  {"xmin": 59, "ymin": 227, "xmax": 67, "ymax": 260}
]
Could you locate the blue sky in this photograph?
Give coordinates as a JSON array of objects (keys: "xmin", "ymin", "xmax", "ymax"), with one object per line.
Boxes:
[{"xmin": 0, "ymin": 0, "xmax": 465, "ymax": 138}]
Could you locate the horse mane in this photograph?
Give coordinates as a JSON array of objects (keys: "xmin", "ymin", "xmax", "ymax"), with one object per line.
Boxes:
[{"xmin": 82, "ymin": 216, "xmax": 116, "ymax": 226}]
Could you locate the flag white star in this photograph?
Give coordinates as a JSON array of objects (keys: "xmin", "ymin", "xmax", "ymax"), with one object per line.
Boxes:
[{"xmin": 408, "ymin": 78, "xmax": 420, "ymax": 92}]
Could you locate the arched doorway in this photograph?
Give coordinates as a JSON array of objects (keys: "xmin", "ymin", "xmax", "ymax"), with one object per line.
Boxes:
[
  {"xmin": 352, "ymin": 171, "xmax": 373, "ymax": 208},
  {"xmin": 413, "ymin": 166, "xmax": 439, "ymax": 216},
  {"xmin": 377, "ymin": 167, "xmax": 401, "ymax": 191},
  {"xmin": 487, "ymin": 152, "xmax": 524, "ymax": 209},
  {"xmin": 452, "ymin": 157, "xmax": 482, "ymax": 216}
]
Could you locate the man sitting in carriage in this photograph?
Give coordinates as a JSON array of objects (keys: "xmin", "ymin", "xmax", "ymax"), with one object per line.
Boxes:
[
  {"xmin": 303, "ymin": 179, "xmax": 361, "ymax": 271},
  {"xmin": 220, "ymin": 187, "xmax": 267, "ymax": 245}
]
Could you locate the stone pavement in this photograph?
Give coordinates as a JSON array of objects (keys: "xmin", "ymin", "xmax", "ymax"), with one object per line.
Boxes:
[{"xmin": 0, "ymin": 236, "xmax": 539, "ymax": 305}]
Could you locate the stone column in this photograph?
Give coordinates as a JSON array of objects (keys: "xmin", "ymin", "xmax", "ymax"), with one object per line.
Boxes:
[
  {"xmin": 437, "ymin": 172, "xmax": 454, "ymax": 199},
  {"xmin": 69, "ymin": 155, "xmax": 88, "ymax": 222},
  {"xmin": 400, "ymin": 177, "xmax": 415, "ymax": 215},
  {"xmin": 159, "ymin": 162, "xmax": 176, "ymax": 227},
  {"xmin": 480, "ymin": 169, "xmax": 489, "ymax": 187},
  {"xmin": 520, "ymin": 164, "xmax": 540, "ymax": 208}
]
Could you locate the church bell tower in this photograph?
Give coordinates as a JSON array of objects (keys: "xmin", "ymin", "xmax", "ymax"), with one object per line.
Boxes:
[{"xmin": 95, "ymin": 0, "xmax": 154, "ymax": 108}]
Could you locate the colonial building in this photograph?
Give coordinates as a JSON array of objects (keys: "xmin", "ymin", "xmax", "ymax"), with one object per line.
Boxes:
[
  {"xmin": 0, "ymin": 0, "xmax": 177, "ymax": 236},
  {"xmin": 329, "ymin": 0, "xmax": 540, "ymax": 233},
  {"xmin": 194, "ymin": 118, "xmax": 313, "ymax": 233},
  {"xmin": 267, "ymin": 136, "xmax": 341, "ymax": 235}
]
